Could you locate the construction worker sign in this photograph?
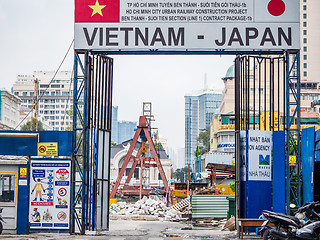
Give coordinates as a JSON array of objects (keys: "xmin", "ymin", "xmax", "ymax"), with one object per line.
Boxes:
[{"xmin": 29, "ymin": 160, "xmax": 71, "ymax": 230}]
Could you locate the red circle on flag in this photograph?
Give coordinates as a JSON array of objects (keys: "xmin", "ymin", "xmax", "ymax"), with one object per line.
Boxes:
[{"xmin": 268, "ymin": 0, "xmax": 286, "ymax": 17}]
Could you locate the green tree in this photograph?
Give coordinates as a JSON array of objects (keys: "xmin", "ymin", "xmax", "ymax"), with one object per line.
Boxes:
[
  {"xmin": 145, "ymin": 142, "xmax": 164, "ymax": 150},
  {"xmin": 21, "ymin": 119, "xmax": 45, "ymax": 131},
  {"xmin": 111, "ymin": 140, "xmax": 117, "ymax": 147},
  {"xmin": 172, "ymin": 166, "xmax": 192, "ymax": 182},
  {"xmin": 196, "ymin": 126, "xmax": 210, "ymax": 155}
]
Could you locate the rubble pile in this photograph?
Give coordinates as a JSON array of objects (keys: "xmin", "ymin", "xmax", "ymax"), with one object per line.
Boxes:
[{"xmin": 110, "ymin": 196, "xmax": 182, "ymax": 221}]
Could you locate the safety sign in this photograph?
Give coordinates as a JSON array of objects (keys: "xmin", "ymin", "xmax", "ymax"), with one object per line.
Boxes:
[
  {"xmin": 37, "ymin": 142, "xmax": 58, "ymax": 156},
  {"xmin": 29, "ymin": 160, "xmax": 70, "ymax": 229},
  {"xmin": 20, "ymin": 167, "xmax": 27, "ymax": 178}
]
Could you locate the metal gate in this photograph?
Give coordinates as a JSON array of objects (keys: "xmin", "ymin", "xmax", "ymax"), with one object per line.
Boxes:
[
  {"xmin": 71, "ymin": 52, "xmax": 113, "ymax": 234},
  {"xmin": 235, "ymin": 51, "xmax": 301, "ymax": 215}
]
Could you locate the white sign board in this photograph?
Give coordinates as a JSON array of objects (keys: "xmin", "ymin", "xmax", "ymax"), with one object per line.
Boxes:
[
  {"xmin": 240, "ymin": 130, "xmax": 247, "ymax": 181},
  {"xmin": 29, "ymin": 160, "xmax": 71, "ymax": 229},
  {"xmin": 74, "ymin": 0, "xmax": 300, "ymax": 51},
  {"xmin": 247, "ymin": 130, "xmax": 272, "ymax": 181}
]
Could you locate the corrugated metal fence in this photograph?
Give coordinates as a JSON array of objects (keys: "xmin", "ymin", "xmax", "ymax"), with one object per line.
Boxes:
[{"xmin": 192, "ymin": 195, "xmax": 231, "ymax": 219}]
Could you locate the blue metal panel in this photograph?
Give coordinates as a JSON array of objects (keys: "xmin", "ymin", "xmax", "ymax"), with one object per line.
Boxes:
[
  {"xmin": 315, "ymin": 129, "xmax": 320, "ymax": 162},
  {"xmin": 38, "ymin": 131, "xmax": 72, "ymax": 156},
  {"xmin": 0, "ymin": 135, "xmax": 37, "ymax": 156},
  {"xmin": 248, "ymin": 181, "xmax": 271, "ymax": 218},
  {"xmin": 0, "ymin": 131, "xmax": 72, "ymax": 156},
  {"xmin": 272, "ymin": 131, "xmax": 285, "ymax": 213},
  {"xmin": 301, "ymin": 127, "xmax": 315, "ymax": 204},
  {"xmin": 17, "ymin": 165, "xmax": 29, "ymax": 234}
]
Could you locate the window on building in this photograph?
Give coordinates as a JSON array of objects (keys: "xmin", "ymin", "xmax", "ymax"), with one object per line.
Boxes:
[
  {"xmin": 51, "ymin": 92, "xmax": 55, "ymax": 96},
  {"xmin": 304, "ymin": 46, "xmax": 307, "ymax": 52},
  {"xmin": 303, "ymin": 30, "xmax": 307, "ymax": 35},
  {"xmin": 303, "ymin": 14, "xmax": 307, "ymax": 19},
  {"xmin": 304, "ymin": 38, "xmax": 307, "ymax": 44},
  {"xmin": 303, "ymin": 5, "xmax": 307, "ymax": 10},
  {"xmin": 40, "ymin": 84, "xmax": 49, "ymax": 88},
  {"xmin": 40, "ymin": 110, "xmax": 43, "ymax": 114},
  {"xmin": 304, "ymin": 55, "xmax": 307, "ymax": 60},
  {"xmin": 56, "ymin": 116, "xmax": 59, "ymax": 119},
  {"xmin": 23, "ymin": 92, "xmax": 27, "ymax": 96},
  {"xmin": 56, "ymin": 111, "xmax": 59, "ymax": 114},
  {"xmin": 304, "ymin": 63, "xmax": 307, "ymax": 68},
  {"xmin": 303, "ymin": 22, "xmax": 307, "ymax": 27},
  {"xmin": 56, "ymin": 99, "xmax": 60, "ymax": 103},
  {"xmin": 0, "ymin": 174, "xmax": 16, "ymax": 203},
  {"xmin": 44, "ymin": 111, "xmax": 48, "ymax": 114},
  {"xmin": 45, "ymin": 92, "xmax": 49, "ymax": 96},
  {"xmin": 304, "ymin": 71, "xmax": 307, "ymax": 77},
  {"xmin": 30, "ymin": 92, "xmax": 34, "ymax": 96},
  {"xmin": 14, "ymin": 92, "xmax": 19, "ymax": 96}
]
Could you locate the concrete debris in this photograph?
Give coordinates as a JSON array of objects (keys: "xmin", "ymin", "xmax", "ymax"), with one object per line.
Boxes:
[{"xmin": 109, "ymin": 196, "xmax": 182, "ymax": 221}]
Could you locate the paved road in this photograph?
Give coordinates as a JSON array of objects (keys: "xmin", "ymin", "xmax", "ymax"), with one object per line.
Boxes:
[{"xmin": 0, "ymin": 220, "xmax": 249, "ymax": 239}]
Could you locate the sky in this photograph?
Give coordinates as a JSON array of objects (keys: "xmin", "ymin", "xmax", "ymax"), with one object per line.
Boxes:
[{"xmin": 0, "ymin": 1, "xmax": 234, "ymax": 150}]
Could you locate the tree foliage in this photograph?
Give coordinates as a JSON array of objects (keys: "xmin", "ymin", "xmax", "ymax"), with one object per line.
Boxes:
[
  {"xmin": 196, "ymin": 126, "xmax": 210, "ymax": 155},
  {"xmin": 21, "ymin": 119, "xmax": 45, "ymax": 131},
  {"xmin": 111, "ymin": 140, "xmax": 117, "ymax": 147},
  {"xmin": 172, "ymin": 166, "xmax": 192, "ymax": 182},
  {"xmin": 145, "ymin": 142, "xmax": 164, "ymax": 150}
]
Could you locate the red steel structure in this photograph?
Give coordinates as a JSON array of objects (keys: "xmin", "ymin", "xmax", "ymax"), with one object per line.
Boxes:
[{"xmin": 110, "ymin": 115, "xmax": 169, "ymax": 198}]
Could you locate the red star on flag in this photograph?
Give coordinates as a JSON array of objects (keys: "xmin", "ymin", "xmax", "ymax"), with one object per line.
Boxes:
[{"xmin": 75, "ymin": 0, "xmax": 120, "ymax": 22}]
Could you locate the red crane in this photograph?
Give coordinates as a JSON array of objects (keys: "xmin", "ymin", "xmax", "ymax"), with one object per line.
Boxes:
[{"xmin": 110, "ymin": 115, "xmax": 170, "ymax": 198}]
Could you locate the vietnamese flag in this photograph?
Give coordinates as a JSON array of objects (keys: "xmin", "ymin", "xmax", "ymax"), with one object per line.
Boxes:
[{"xmin": 75, "ymin": 0, "xmax": 120, "ymax": 23}]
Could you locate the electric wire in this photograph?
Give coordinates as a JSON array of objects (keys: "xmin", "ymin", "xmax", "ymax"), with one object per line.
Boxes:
[{"xmin": 14, "ymin": 39, "xmax": 74, "ymax": 130}]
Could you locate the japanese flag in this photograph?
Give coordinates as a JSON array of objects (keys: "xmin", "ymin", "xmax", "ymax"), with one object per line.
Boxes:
[{"xmin": 254, "ymin": 0, "xmax": 299, "ymax": 23}]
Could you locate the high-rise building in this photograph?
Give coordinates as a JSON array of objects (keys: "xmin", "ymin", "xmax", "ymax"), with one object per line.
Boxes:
[
  {"xmin": 118, "ymin": 120, "xmax": 137, "ymax": 144},
  {"xmin": 185, "ymin": 87, "xmax": 222, "ymax": 167},
  {"xmin": 12, "ymin": 71, "xmax": 73, "ymax": 131},
  {"xmin": 111, "ymin": 106, "xmax": 118, "ymax": 143},
  {"xmin": 300, "ymin": 0, "xmax": 320, "ymax": 112},
  {"xmin": 0, "ymin": 89, "xmax": 21, "ymax": 130}
]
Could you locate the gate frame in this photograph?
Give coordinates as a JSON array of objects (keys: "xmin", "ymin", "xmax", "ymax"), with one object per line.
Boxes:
[{"xmin": 71, "ymin": 49, "xmax": 300, "ymax": 234}]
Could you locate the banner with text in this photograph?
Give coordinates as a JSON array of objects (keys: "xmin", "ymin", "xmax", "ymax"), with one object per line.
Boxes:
[
  {"xmin": 74, "ymin": 0, "xmax": 300, "ymax": 51},
  {"xmin": 247, "ymin": 130, "xmax": 272, "ymax": 181},
  {"xmin": 29, "ymin": 160, "xmax": 71, "ymax": 230}
]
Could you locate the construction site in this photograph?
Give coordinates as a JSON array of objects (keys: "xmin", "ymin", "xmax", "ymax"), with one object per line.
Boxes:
[{"xmin": 2, "ymin": 0, "xmax": 320, "ymax": 239}]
